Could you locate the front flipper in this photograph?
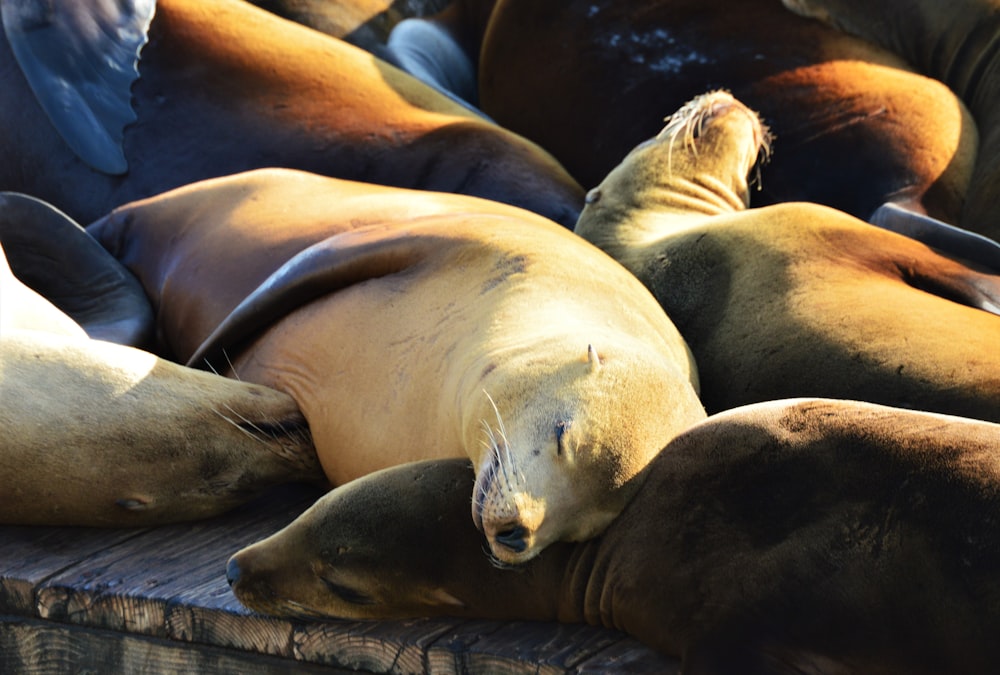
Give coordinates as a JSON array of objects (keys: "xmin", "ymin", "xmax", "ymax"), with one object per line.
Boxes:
[
  {"xmin": 870, "ymin": 202, "xmax": 1000, "ymax": 273},
  {"xmin": 2, "ymin": 0, "xmax": 156, "ymax": 174},
  {"xmin": 0, "ymin": 192, "xmax": 154, "ymax": 346},
  {"xmin": 187, "ymin": 226, "xmax": 450, "ymax": 371}
]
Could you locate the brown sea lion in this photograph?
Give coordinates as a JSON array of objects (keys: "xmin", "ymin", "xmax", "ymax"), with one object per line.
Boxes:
[
  {"xmin": 573, "ymin": 90, "xmax": 1000, "ymax": 420},
  {"xmin": 245, "ymin": 0, "xmax": 490, "ymax": 112},
  {"xmin": 88, "ymin": 168, "xmax": 705, "ymax": 563},
  {"xmin": 0, "ymin": 230, "xmax": 323, "ymax": 527},
  {"xmin": 226, "ymin": 398, "xmax": 1000, "ymax": 674},
  {"xmin": 245, "ymin": 0, "xmax": 451, "ymax": 56},
  {"xmin": 780, "ymin": 0, "xmax": 1000, "ymax": 242},
  {"xmin": 0, "ymin": 0, "xmax": 583, "ymax": 227},
  {"xmin": 476, "ymin": 0, "xmax": 976, "ymax": 227}
]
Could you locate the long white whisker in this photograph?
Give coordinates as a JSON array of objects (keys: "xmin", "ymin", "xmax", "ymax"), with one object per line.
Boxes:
[
  {"xmin": 483, "ymin": 390, "xmax": 515, "ymax": 491},
  {"xmin": 211, "ymin": 406, "xmax": 265, "ymax": 443}
]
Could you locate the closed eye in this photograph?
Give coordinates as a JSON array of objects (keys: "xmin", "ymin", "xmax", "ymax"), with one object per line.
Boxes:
[
  {"xmin": 555, "ymin": 420, "xmax": 570, "ymax": 456},
  {"xmin": 321, "ymin": 577, "xmax": 375, "ymax": 605}
]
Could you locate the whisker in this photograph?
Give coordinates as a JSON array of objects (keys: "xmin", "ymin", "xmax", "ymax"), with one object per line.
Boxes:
[
  {"xmin": 483, "ymin": 390, "xmax": 516, "ymax": 491},
  {"xmin": 211, "ymin": 406, "xmax": 265, "ymax": 443}
]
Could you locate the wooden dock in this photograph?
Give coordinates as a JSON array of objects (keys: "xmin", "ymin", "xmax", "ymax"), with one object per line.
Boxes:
[{"xmin": 0, "ymin": 484, "xmax": 680, "ymax": 673}]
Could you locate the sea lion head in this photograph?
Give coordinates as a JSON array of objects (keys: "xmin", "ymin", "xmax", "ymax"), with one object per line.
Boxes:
[
  {"xmin": 468, "ymin": 341, "xmax": 704, "ymax": 565},
  {"xmin": 574, "ymin": 89, "xmax": 771, "ymax": 263},
  {"xmin": 227, "ymin": 459, "xmax": 489, "ymax": 621}
]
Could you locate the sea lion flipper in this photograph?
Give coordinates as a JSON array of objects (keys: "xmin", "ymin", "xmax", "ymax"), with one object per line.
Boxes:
[
  {"xmin": 0, "ymin": 192, "xmax": 154, "ymax": 347},
  {"xmin": 870, "ymin": 203, "xmax": 1000, "ymax": 273},
  {"xmin": 384, "ymin": 17, "xmax": 486, "ymax": 118},
  {"xmin": 1, "ymin": 0, "xmax": 156, "ymax": 175},
  {"xmin": 188, "ymin": 228, "xmax": 440, "ymax": 371}
]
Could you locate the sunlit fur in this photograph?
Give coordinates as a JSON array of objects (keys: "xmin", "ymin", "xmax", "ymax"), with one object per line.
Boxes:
[{"xmin": 656, "ymin": 90, "xmax": 773, "ymax": 189}]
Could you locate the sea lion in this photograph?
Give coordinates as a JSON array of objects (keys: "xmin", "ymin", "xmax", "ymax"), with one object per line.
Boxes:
[
  {"xmin": 476, "ymin": 0, "xmax": 976, "ymax": 227},
  {"xmin": 383, "ymin": 0, "xmax": 496, "ymax": 112},
  {"xmin": 573, "ymin": 90, "xmax": 1000, "ymax": 421},
  {"xmin": 227, "ymin": 398, "xmax": 1000, "ymax": 673},
  {"xmin": 780, "ymin": 0, "xmax": 1000, "ymax": 242},
  {"xmin": 245, "ymin": 0, "xmax": 451, "ymax": 57},
  {"xmin": 88, "ymin": 168, "xmax": 706, "ymax": 563},
  {"xmin": 0, "ymin": 235, "xmax": 323, "ymax": 527},
  {"xmin": 0, "ymin": 0, "xmax": 583, "ymax": 227},
  {"xmin": 0, "ymin": 191, "xmax": 154, "ymax": 347}
]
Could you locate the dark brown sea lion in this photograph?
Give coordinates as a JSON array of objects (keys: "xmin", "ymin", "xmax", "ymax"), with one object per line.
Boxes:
[
  {"xmin": 476, "ymin": 0, "xmax": 976, "ymax": 227},
  {"xmin": 0, "ymin": 0, "xmax": 583, "ymax": 227},
  {"xmin": 781, "ymin": 0, "xmax": 1000, "ymax": 242},
  {"xmin": 0, "ymin": 227, "xmax": 323, "ymax": 526},
  {"xmin": 573, "ymin": 90, "xmax": 1000, "ymax": 420},
  {"xmin": 89, "ymin": 168, "xmax": 705, "ymax": 563},
  {"xmin": 227, "ymin": 398, "xmax": 1000, "ymax": 674}
]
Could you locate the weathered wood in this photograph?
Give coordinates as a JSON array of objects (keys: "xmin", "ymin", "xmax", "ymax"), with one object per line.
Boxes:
[
  {"xmin": 0, "ymin": 482, "xmax": 679, "ymax": 673},
  {"xmin": 0, "ymin": 615, "xmax": 355, "ymax": 674},
  {"xmin": 166, "ymin": 604, "xmax": 297, "ymax": 659},
  {"xmin": 35, "ymin": 483, "xmax": 323, "ymax": 637},
  {"xmin": 426, "ymin": 619, "xmax": 680, "ymax": 674},
  {"xmin": 296, "ymin": 616, "xmax": 457, "ymax": 673},
  {"xmin": 0, "ymin": 526, "xmax": 147, "ymax": 616}
]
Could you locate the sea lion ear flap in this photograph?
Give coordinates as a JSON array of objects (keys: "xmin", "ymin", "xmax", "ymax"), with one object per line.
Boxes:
[
  {"xmin": 2, "ymin": 0, "xmax": 156, "ymax": 175},
  {"xmin": 588, "ymin": 344, "xmax": 602, "ymax": 372},
  {"xmin": 0, "ymin": 192, "xmax": 155, "ymax": 347}
]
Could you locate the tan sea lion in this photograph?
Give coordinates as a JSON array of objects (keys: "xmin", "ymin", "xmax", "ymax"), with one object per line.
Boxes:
[
  {"xmin": 0, "ymin": 229, "xmax": 324, "ymax": 527},
  {"xmin": 780, "ymin": 0, "xmax": 1000, "ymax": 242},
  {"xmin": 574, "ymin": 90, "xmax": 1000, "ymax": 421},
  {"xmin": 476, "ymin": 0, "xmax": 976, "ymax": 227},
  {"xmin": 0, "ymin": 0, "xmax": 583, "ymax": 227},
  {"xmin": 88, "ymin": 168, "xmax": 705, "ymax": 563},
  {"xmin": 227, "ymin": 398, "xmax": 1000, "ymax": 673},
  {"xmin": 245, "ymin": 0, "xmax": 451, "ymax": 56}
]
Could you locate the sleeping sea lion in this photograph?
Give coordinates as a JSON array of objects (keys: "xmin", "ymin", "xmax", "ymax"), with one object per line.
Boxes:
[
  {"xmin": 88, "ymin": 168, "xmax": 705, "ymax": 563},
  {"xmin": 0, "ymin": 212, "xmax": 323, "ymax": 526},
  {"xmin": 227, "ymin": 398, "xmax": 1000, "ymax": 674},
  {"xmin": 0, "ymin": 0, "xmax": 583, "ymax": 227},
  {"xmin": 573, "ymin": 90, "xmax": 1000, "ymax": 420}
]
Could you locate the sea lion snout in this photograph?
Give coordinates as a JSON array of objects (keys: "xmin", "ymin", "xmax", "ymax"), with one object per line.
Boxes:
[
  {"xmin": 225, "ymin": 556, "xmax": 241, "ymax": 587},
  {"xmin": 492, "ymin": 524, "xmax": 529, "ymax": 554},
  {"xmin": 475, "ymin": 483, "xmax": 546, "ymax": 563}
]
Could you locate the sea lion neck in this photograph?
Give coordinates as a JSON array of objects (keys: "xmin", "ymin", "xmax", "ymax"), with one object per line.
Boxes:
[{"xmin": 575, "ymin": 91, "xmax": 765, "ymax": 265}]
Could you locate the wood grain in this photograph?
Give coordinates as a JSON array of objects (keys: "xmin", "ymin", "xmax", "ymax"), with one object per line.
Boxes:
[{"xmin": 0, "ymin": 483, "xmax": 680, "ymax": 673}]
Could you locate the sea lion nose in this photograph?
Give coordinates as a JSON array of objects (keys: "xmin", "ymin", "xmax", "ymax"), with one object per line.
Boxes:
[
  {"xmin": 493, "ymin": 524, "xmax": 528, "ymax": 553},
  {"xmin": 226, "ymin": 557, "xmax": 241, "ymax": 587}
]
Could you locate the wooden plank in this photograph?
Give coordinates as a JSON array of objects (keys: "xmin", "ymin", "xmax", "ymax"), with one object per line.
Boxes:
[
  {"xmin": 166, "ymin": 604, "xmax": 297, "ymax": 660},
  {"xmin": 0, "ymin": 615, "xmax": 356, "ymax": 674},
  {"xmin": 0, "ymin": 482, "xmax": 677, "ymax": 673},
  {"xmin": 0, "ymin": 525, "xmax": 147, "ymax": 616},
  {"xmin": 34, "ymin": 483, "xmax": 323, "ymax": 641},
  {"xmin": 295, "ymin": 616, "xmax": 466, "ymax": 674},
  {"xmin": 426, "ymin": 619, "xmax": 681, "ymax": 674},
  {"xmin": 573, "ymin": 636, "xmax": 682, "ymax": 674}
]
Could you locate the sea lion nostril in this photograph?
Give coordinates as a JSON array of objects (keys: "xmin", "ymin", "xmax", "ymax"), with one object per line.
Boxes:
[
  {"xmin": 226, "ymin": 557, "xmax": 241, "ymax": 587},
  {"xmin": 494, "ymin": 525, "xmax": 528, "ymax": 553}
]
